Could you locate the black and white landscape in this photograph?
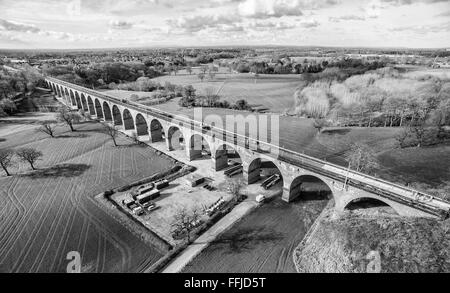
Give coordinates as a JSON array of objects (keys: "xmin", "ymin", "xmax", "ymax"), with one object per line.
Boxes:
[{"xmin": 0, "ymin": 0, "xmax": 449, "ymax": 274}]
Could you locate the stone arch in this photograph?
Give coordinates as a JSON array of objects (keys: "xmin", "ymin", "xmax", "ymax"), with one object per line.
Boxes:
[
  {"xmin": 80, "ymin": 94, "xmax": 88, "ymax": 111},
  {"xmin": 289, "ymin": 175, "xmax": 333, "ymax": 203},
  {"xmin": 123, "ymin": 109, "xmax": 134, "ymax": 130},
  {"xmin": 167, "ymin": 125, "xmax": 185, "ymax": 151},
  {"xmin": 246, "ymin": 157, "xmax": 283, "ymax": 189},
  {"xmin": 103, "ymin": 102, "xmax": 112, "ymax": 121},
  {"xmin": 87, "ymin": 96, "xmax": 95, "ymax": 115},
  {"xmin": 112, "ymin": 105, "xmax": 123, "ymax": 126},
  {"xmin": 135, "ymin": 114, "xmax": 149, "ymax": 136},
  {"xmin": 56, "ymin": 86, "xmax": 62, "ymax": 97},
  {"xmin": 95, "ymin": 99, "xmax": 103, "ymax": 118},
  {"xmin": 344, "ymin": 196, "xmax": 398, "ymax": 215},
  {"xmin": 213, "ymin": 143, "xmax": 242, "ymax": 171},
  {"xmin": 69, "ymin": 90, "xmax": 76, "ymax": 106},
  {"xmin": 150, "ymin": 119, "xmax": 165, "ymax": 142},
  {"xmin": 75, "ymin": 92, "xmax": 82, "ymax": 109},
  {"xmin": 188, "ymin": 133, "xmax": 212, "ymax": 161}
]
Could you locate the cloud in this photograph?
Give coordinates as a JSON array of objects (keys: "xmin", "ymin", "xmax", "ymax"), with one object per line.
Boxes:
[
  {"xmin": 38, "ymin": 30, "xmax": 74, "ymax": 40},
  {"xmin": 167, "ymin": 14, "xmax": 240, "ymax": 33},
  {"xmin": 237, "ymin": 0, "xmax": 338, "ymax": 19},
  {"xmin": 390, "ymin": 21, "xmax": 450, "ymax": 34},
  {"xmin": 329, "ymin": 15, "xmax": 366, "ymax": 22},
  {"xmin": 247, "ymin": 20, "xmax": 296, "ymax": 30},
  {"xmin": 299, "ymin": 18, "xmax": 320, "ymax": 27},
  {"xmin": 109, "ymin": 20, "xmax": 134, "ymax": 29},
  {"xmin": 0, "ymin": 19, "xmax": 40, "ymax": 33},
  {"xmin": 81, "ymin": 0, "xmax": 161, "ymax": 15},
  {"xmin": 436, "ymin": 10, "xmax": 450, "ymax": 16},
  {"xmin": 238, "ymin": 0, "xmax": 304, "ymax": 18},
  {"xmin": 381, "ymin": 0, "xmax": 450, "ymax": 5},
  {"xmin": 0, "ymin": 31, "xmax": 29, "ymax": 44}
]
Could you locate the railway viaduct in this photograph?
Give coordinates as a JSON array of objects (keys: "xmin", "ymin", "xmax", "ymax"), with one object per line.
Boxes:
[{"xmin": 45, "ymin": 77, "xmax": 450, "ymax": 219}]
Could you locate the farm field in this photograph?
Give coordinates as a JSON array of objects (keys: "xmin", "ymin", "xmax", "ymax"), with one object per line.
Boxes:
[
  {"xmin": 0, "ymin": 117, "xmax": 177, "ymax": 273},
  {"xmin": 0, "ymin": 112, "xmax": 57, "ymax": 138},
  {"xmin": 104, "ymin": 70, "xmax": 301, "ymax": 113},
  {"xmin": 378, "ymin": 144, "xmax": 450, "ymax": 186},
  {"xmin": 182, "ymin": 192, "xmax": 329, "ymax": 273}
]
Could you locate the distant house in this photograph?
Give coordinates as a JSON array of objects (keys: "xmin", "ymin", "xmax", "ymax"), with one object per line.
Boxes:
[{"xmin": 10, "ymin": 59, "xmax": 28, "ymax": 64}]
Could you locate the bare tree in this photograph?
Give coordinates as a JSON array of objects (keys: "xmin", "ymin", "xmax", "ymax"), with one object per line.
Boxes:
[
  {"xmin": 79, "ymin": 109, "xmax": 90, "ymax": 121},
  {"xmin": 227, "ymin": 179, "xmax": 244, "ymax": 203},
  {"xmin": 208, "ymin": 71, "xmax": 216, "ymax": 80},
  {"xmin": 171, "ymin": 207, "xmax": 202, "ymax": 242},
  {"xmin": 16, "ymin": 148, "xmax": 43, "ymax": 170},
  {"xmin": 0, "ymin": 149, "xmax": 14, "ymax": 176},
  {"xmin": 186, "ymin": 66, "xmax": 192, "ymax": 75},
  {"xmin": 102, "ymin": 123, "xmax": 119, "ymax": 147},
  {"xmin": 313, "ymin": 119, "xmax": 328, "ymax": 135},
  {"xmin": 254, "ymin": 73, "xmax": 259, "ymax": 84},
  {"xmin": 197, "ymin": 73, "xmax": 205, "ymax": 82},
  {"xmin": 396, "ymin": 127, "xmax": 411, "ymax": 148},
  {"xmin": 57, "ymin": 107, "xmax": 81, "ymax": 132},
  {"xmin": 345, "ymin": 143, "xmax": 379, "ymax": 174},
  {"xmin": 204, "ymin": 87, "xmax": 219, "ymax": 107},
  {"xmin": 130, "ymin": 131, "xmax": 140, "ymax": 145},
  {"xmin": 200, "ymin": 66, "xmax": 208, "ymax": 75},
  {"xmin": 38, "ymin": 122, "xmax": 57, "ymax": 138}
]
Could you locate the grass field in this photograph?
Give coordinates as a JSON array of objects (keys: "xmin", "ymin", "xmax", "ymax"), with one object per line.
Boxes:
[
  {"xmin": 182, "ymin": 182, "xmax": 330, "ymax": 273},
  {"xmin": 105, "ymin": 69, "xmax": 301, "ymax": 114},
  {"xmin": 0, "ymin": 118, "xmax": 176, "ymax": 273},
  {"xmin": 378, "ymin": 144, "xmax": 450, "ymax": 186},
  {"xmin": 294, "ymin": 206, "xmax": 450, "ymax": 273}
]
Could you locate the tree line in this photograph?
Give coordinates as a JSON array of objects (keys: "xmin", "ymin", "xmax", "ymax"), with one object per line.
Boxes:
[
  {"xmin": 178, "ymin": 86, "xmax": 252, "ymax": 111},
  {"xmin": 298, "ymin": 67, "xmax": 450, "ymax": 148},
  {"xmin": 0, "ymin": 65, "xmax": 44, "ymax": 116}
]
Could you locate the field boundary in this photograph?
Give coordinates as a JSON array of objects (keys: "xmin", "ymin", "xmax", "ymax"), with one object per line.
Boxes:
[{"xmin": 293, "ymin": 200, "xmax": 334, "ymax": 273}]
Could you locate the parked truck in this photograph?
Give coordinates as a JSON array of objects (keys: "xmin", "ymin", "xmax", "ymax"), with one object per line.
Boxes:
[
  {"xmin": 224, "ymin": 164, "xmax": 243, "ymax": 177},
  {"xmin": 261, "ymin": 174, "xmax": 281, "ymax": 190},
  {"xmin": 136, "ymin": 189, "xmax": 160, "ymax": 204}
]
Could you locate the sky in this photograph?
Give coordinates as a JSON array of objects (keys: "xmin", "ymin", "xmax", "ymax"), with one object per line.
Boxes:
[{"xmin": 0, "ymin": 0, "xmax": 449, "ymax": 49}]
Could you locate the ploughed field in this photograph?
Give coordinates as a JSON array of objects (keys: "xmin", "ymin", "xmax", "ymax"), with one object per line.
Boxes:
[
  {"xmin": 0, "ymin": 119, "xmax": 175, "ymax": 272},
  {"xmin": 182, "ymin": 189, "xmax": 329, "ymax": 273}
]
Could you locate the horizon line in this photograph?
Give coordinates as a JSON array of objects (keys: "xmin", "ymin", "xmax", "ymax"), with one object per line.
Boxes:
[{"xmin": 1, "ymin": 44, "xmax": 449, "ymax": 52}]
